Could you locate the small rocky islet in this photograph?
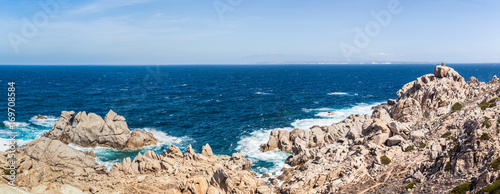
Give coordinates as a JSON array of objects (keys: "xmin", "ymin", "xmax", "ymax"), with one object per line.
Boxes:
[{"xmin": 2, "ymin": 64, "xmax": 500, "ymax": 193}]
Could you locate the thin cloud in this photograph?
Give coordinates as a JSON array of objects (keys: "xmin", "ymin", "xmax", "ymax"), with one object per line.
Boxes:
[
  {"xmin": 370, "ymin": 52, "xmax": 390, "ymax": 56},
  {"xmin": 69, "ymin": 0, "xmax": 153, "ymax": 14}
]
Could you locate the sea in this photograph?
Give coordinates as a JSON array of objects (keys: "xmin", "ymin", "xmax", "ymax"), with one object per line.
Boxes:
[{"xmin": 1, "ymin": 64, "xmax": 499, "ymax": 177}]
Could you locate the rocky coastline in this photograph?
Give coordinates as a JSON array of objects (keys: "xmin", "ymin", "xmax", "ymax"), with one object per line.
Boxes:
[
  {"xmin": 261, "ymin": 64, "xmax": 500, "ymax": 193},
  {"xmin": 2, "ymin": 64, "xmax": 500, "ymax": 193}
]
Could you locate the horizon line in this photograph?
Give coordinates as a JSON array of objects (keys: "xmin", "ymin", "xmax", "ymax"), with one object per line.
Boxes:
[{"xmin": 0, "ymin": 62, "xmax": 499, "ymax": 66}]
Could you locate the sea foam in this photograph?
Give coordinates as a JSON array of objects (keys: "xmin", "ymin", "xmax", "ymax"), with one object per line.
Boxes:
[
  {"xmin": 293, "ymin": 102, "xmax": 382, "ymax": 130},
  {"xmin": 235, "ymin": 127, "xmax": 292, "ymax": 178},
  {"xmin": 0, "ymin": 120, "xmax": 47, "ymax": 151},
  {"xmin": 327, "ymin": 92, "xmax": 349, "ymax": 95},
  {"xmin": 29, "ymin": 115, "xmax": 59, "ymax": 128},
  {"xmin": 236, "ymin": 102, "xmax": 382, "ymax": 180}
]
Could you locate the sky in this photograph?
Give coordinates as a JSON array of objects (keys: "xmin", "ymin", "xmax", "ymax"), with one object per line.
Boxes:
[{"xmin": 0, "ymin": 0, "xmax": 499, "ymax": 64}]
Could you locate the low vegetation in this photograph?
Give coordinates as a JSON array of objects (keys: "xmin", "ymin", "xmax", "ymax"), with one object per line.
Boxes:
[
  {"xmin": 480, "ymin": 132, "xmax": 491, "ymax": 141},
  {"xmin": 479, "ymin": 101, "xmax": 490, "ymax": 110},
  {"xmin": 484, "ymin": 117, "xmax": 492, "ymax": 128},
  {"xmin": 441, "ymin": 131, "xmax": 452, "ymax": 138},
  {"xmin": 450, "ymin": 182, "xmax": 473, "ymax": 194},
  {"xmin": 405, "ymin": 181, "xmax": 416, "ymax": 190},
  {"xmin": 451, "ymin": 102, "xmax": 463, "ymax": 113},
  {"xmin": 445, "ymin": 161, "xmax": 452, "ymax": 171},
  {"xmin": 453, "ymin": 143, "xmax": 461, "ymax": 152},
  {"xmin": 491, "ymin": 157, "xmax": 500, "ymax": 171},
  {"xmin": 477, "ymin": 179, "xmax": 500, "ymax": 194},
  {"xmin": 380, "ymin": 155, "xmax": 391, "ymax": 165},
  {"xmin": 3, "ymin": 168, "xmax": 17, "ymax": 176},
  {"xmin": 404, "ymin": 145, "xmax": 414, "ymax": 152},
  {"xmin": 420, "ymin": 143, "xmax": 427, "ymax": 148},
  {"xmin": 489, "ymin": 98, "xmax": 498, "ymax": 107}
]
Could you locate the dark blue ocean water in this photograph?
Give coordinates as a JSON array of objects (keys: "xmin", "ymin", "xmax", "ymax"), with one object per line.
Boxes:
[{"xmin": 1, "ymin": 64, "xmax": 499, "ymax": 174}]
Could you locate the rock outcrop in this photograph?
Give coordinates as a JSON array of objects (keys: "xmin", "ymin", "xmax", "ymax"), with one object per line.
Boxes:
[
  {"xmin": 35, "ymin": 114, "xmax": 48, "ymax": 119},
  {"xmin": 107, "ymin": 145, "xmax": 266, "ymax": 193},
  {"xmin": 261, "ymin": 65, "xmax": 500, "ymax": 193},
  {"xmin": 1, "ymin": 138, "xmax": 272, "ymax": 193},
  {"xmin": 261, "ymin": 114, "xmax": 370, "ymax": 152},
  {"xmin": 44, "ymin": 110, "xmax": 157, "ymax": 149}
]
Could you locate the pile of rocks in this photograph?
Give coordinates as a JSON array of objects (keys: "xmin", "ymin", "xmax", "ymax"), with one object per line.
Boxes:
[
  {"xmin": 2, "ymin": 132, "xmax": 273, "ymax": 193},
  {"xmin": 261, "ymin": 64, "xmax": 500, "ymax": 193},
  {"xmin": 44, "ymin": 110, "xmax": 157, "ymax": 149}
]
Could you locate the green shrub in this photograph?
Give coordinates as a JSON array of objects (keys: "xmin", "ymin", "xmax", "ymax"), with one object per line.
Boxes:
[
  {"xmin": 451, "ymin": 102, "xmax": 463, "ymax": 113},
  {"xmin": 497, "ymin": 118, "xmax": 500, "ymax": 123},
  {"xmin": 453, "ymin": 143, "xmax": 461, "ymax": 152},
  {"xmin": 450, "ymin": 182, "xmax": 473, "ymax": 194},
  {"xmin": 477, "ymin": 179, "xmax": 500, "ymax": 194},
  {"xmin": 443, "ymin": 115, "xmax": 449, "ymax": 120},
  {"xmin": 3, "ymin": 168, "xmax": 16, "ymax": 176},
  {"xmin": 404, "ymin": 145, "xmax": 414, "ymax": 152},
  {"xmin": 484, "ymin": 117, "xmax": 492, "ymax": 128},
  {"xmin": 380, "ymin": 155, "xmax": 391, "ymax": 165},
  {"xmin": 445, "ymin": 161, "xmax": 452, "ymax": 171},
  {"xmin": 492, "ymin": 157, "xmax": 500, "ymax": 171},
  {"xmin": 405, "ymin": 181, "xmax": 416, "ymax": 190},
  {"xmin": 420, "ymin": 143, "xmax": 427, "ymax": 148},
  {"xmin": 479, "ymin": 101, "xmax": 490, "ymax": 110},
  {"xmin": 480, "ymin": 132, "xmax": 491, "ymax": 140},
  {"xmin": 442, "ymin": 131, "xmax": 452, "ymax": 138}
]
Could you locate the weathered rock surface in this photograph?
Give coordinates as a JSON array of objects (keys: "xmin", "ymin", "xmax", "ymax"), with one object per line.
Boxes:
[
  {"xmin": 262, "ymin": 65, "xmax": 500, "ymax": 193},
  {"xmin": 106, "ymin": 144, "xmax": 268, "ymax": 193},
  {"xmin": 35, "ymin": 114, "xmax": 48, "ymax": 119},
  {"xmin": 44, "ymin": 110, "xmax": 157, "ymax": 149},
  {"xmin": 4, "ymin": 137, "xmax": 271, "ymax": 193},
  {"xmin": 125, "ymin": 129, "xmax": 158, "ymax": 149},
  {"xmin": 261, "ymin": 114, "xmax": 371, "ymax": 152}
]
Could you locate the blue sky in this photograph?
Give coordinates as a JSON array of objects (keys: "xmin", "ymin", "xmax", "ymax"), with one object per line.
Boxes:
[{"xmin": 0, "ymin": 0, "xmax": 499, "ymax": 64}]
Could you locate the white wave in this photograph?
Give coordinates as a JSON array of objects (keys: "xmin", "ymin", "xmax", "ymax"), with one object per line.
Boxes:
[
  {"xmin": 0, "ymin": 138, "xmax": 31, "ymax": 152},
  {"xmin": 301, "ymin": 107, "xmax": 331, "ymax": 113},
  {"xmin": 327, "ymin": 92, "xmax": 349, "ymax": 95},
  {"xmin": 235, "ymin": 128, "xmax": 292, "ymax": 179},
  {"xmin": 141, "ymin": 127, "xmax": 192, "ymax": 148},
  {"xmin": 291, "ymin": 118, "xmax": 343, "ymax": 130},
  {"xmin": 29, "ymin": 115, "xmax": 58, "ymax": 128},
  {"xmin": 3, "ymin": 121, "xmax": 29, "ymax": 128},
  {"xmin": 294, "ymin": 102, "xmax": 382, "ymax": 130},
  {"xmin": 255, "ymin": 92, "xmax": 272, "ymax": 95},
  {"xmin": 0, "ymin": 119, "xmax": 52, "ymax": 151}
]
